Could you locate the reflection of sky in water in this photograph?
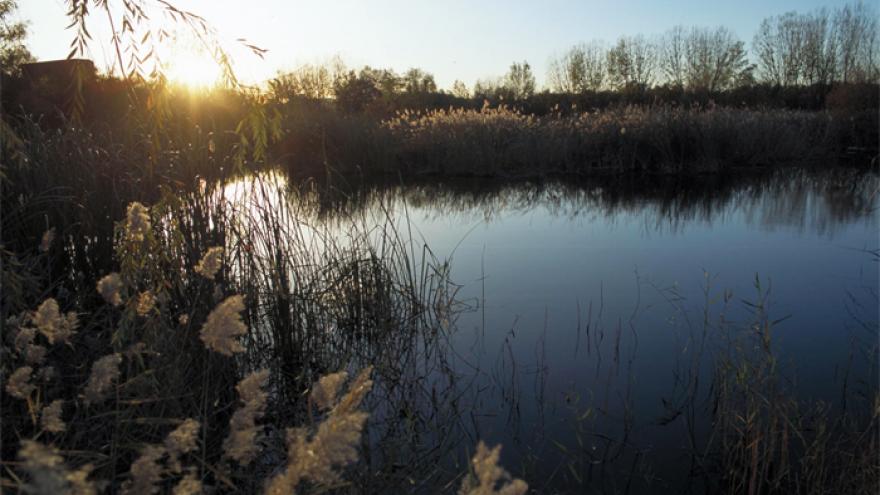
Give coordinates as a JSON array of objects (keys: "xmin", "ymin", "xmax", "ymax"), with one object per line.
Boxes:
[
  {"xmin": 394, "ymin": 175, "xmax": 878, "ymax": 487},
  {"xmin": 225, "ymin": 170, "xmax": 879, "ymax": 489}
]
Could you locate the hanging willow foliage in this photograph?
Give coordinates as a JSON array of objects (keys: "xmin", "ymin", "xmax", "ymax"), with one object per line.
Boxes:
[{"xmin": 61, "ymin": 0, "xmax": 279, "ymax": 165}]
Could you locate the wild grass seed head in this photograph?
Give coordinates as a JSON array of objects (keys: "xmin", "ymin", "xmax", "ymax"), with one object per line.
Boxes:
[
  {"xmin": 223, "ymin": 369, "xmax": 269, "ymax": 464},
  {"xmin": 6, "ymin": 366, "xmax": 35, "ymax": 399},
  {"xmin": 125, "ymin": 202, "xmax": 151, "ymax": 242},
  {"xmin": 199, "ymin": 295, "xmax": 247, "ymax": 356},
  {"xmin": 195, "ymin": 246, "xmax": 224, "ymax": 280},
  {"xmin": 97, "ymin": 273, "xmax": 124, "ymax": 306},
  {"xmin": 41, "ymin": 400, "xmax": 66, "ymax": 433},
  {"xmin": 83, "ymin": 353, "xmax": 122, "ymax": 405}
]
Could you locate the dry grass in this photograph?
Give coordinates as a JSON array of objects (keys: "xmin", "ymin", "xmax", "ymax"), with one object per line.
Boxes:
[{"xmin": 381, "ymin": 104, "xmax": 860, "ymax": 176}]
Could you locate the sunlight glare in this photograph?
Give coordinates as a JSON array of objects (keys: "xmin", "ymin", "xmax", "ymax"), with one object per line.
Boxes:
[{"xmin": 162, "ymin": 43, "xmax": 224, "ymax": 88}]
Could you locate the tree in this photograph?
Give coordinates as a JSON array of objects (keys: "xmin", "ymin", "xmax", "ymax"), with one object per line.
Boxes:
[
  {"xmin": 547, "ymin": 42, "xmax": 606, "ymax": 93},
  {"xmin": 451, "ymin": 79, "xmax": 469, "ymax": 98},
  {"xmin": 800, "ymin": 9, "xmax": 837, "ymax": 85},
  {"xmin": 659, "ymin": 26, "xmax": 687, "ymax": 88},
  {"xmin": 753, "ymin": 3, "xmax": 878, "ymax": 86},
  {"xmin": 683, "ymin": 27, "xmax": 751, "ymax": 91},
  {"xmin": 357, "ymin": 66, "xmax": 401, "ymax": 97},
  {"xmin": 402, "ymin": 68, "xmax": 437, "ymax": 94},
  {"xmin": 834, "ymin": 2, "xmax": 879, "ymax": 83},
  {"xmin": 753, "ymin": 12, "xmax": 808, "ymax": 86},
  {"xmin": 333, "ymin": 70, "xmax": 381, "ymax": 113},
  {"xmin": 606, "ymin": 35, "xmax": 656, "ymax": 91},
  {"xmin": 0, "ymin": 0, "xmax": 34, "ymax": 77},
  {"xmin": 503, "ymin": 61, "xmax": 535, "ymax": 99},
  {"xmin": 472, "ymin": 77, "xmax": 503, "ymax": 99},
  {"xmin": 269, "ymin": 62, "xmax": 340, "ymax": 102}
]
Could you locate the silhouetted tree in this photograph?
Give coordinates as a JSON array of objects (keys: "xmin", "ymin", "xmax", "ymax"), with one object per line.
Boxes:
[
  {"xmin": 333, "ymin": 70, "xmax": 382, "ymax": 112},
  {"xmin": 269, "ymin": 62, "xmax": 341, "ymax": 102},
  {"xmin": 402, "ymin": 68, "xmax": 437, "ymax": 93},
  {"xmin": 358, "ymin": 66, "xmax": 401, "ymax": 97}
]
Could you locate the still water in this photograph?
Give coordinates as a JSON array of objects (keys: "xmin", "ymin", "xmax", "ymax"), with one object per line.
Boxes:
[{"xmin": 228, "ymin": 169, "xmax": 878, "ymax": 492}]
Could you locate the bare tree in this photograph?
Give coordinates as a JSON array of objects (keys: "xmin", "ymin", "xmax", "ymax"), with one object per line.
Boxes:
[
  {"xmin": 547, "ymin": 42, "xmax": 606, "ymax": 93},
  {"xmin": 684, "ymin": 27, "xmax": 750, "ymax": 91},
  {"xmin": 800, "ymin": 9, "xmax": 837, "ymax": 84},
  {"xmin": 754, "ymin": 2, "xmax": 878, "ymax": 86},
  {"xmin": 606, "ymin": 35, "xmax": 655, "ymax": 90},
  {"xmin": 753, "ymin": 12, "xmax": 806, "ymax": 86},
  {"xmin": 834, "ymin": 2, "xmax": 879, "ymax": 83},
  {"xmin": 659, "ymin": 26, "xmax": 687, "ymax": 88}
]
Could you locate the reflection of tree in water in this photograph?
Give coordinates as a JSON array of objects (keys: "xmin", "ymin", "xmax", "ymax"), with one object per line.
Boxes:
[
  {"xmin": 282, "ymin": 169, "xmax": 878, "ymax": 237},
  {"xmin": 218, "ymin": 167, "xmax": 877, "ymax": 491}
]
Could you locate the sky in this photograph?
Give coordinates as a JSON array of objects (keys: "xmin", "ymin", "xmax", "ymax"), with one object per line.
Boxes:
[{"xmin": 16, "ymin": 0, "xmax": 861, "ymax": 89}]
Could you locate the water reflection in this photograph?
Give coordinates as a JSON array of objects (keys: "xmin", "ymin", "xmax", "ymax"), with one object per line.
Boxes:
[
  {"xmin": 278, "ymin": 169, "xmax": 878, "ymax": 238},
  {"xmin": 219, "ymin": 168, "xmax": 878, "ymax": 492}
]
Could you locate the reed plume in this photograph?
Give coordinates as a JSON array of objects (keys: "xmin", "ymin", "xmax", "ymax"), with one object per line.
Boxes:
[
  {"xmin": 223, "ymin": 369, "xmax": 269, "ymax": 464},
  {"xmin": 199, "ymin": 295, "xmax": 247, "ymax": 356}
]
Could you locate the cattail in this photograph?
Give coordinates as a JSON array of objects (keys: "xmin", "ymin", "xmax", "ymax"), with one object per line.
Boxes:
[
  {"xmin": 136, "ymin": 291, "xmax": 156, "ymax": 316},
  {"xmin": 6, "ymin": 366, "xmax": 35, "ymax": 399},
  {"xmin": 41, "ymin": 400, "xmax": 66, "ymax": 433},
  {"xmin": 125, "ymin": 445, "xmax": 164, "ymax": 495},
  {"xmin": 223, "ymin": 369, "xmax": 269, "ymax": 464},
  {"xmin": 194, "ymin": 247, "xmax": 224, "ymax": 280},
  {"xmin": 83, "ymin": 353, "xmax": 122, "ymax": 405},
  {"xmin": 126, "ymin": 202, "xmax": 151, "ymax": 242},
  {"xmin": 199, "ymin": 295, "xmax": 247, "ymax": 356},
  {"xmin": 97, "ymin": 273, "xmax": 124, "ymax": 306},
  {"xmin": 39, "ymin": 228, "xmax": 55, "ymax": 253},
  {"xmin": 32, "ymin": 298, "xmax": 77, "ymax": 345},
  {"xmin": 165, "ymin": 418, "xmax": 200, "ymax": 474},
  {"xmin": 458, "ymin": 442, "xmax": 527, "ymax": 495},
  {"xmin": 265, "ymin": 368, "xmax": 373, "ymax": 493}
]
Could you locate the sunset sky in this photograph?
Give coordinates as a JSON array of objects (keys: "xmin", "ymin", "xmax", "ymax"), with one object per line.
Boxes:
[{"xmin": 18, "ymin": 0, "xmax": 851, "ymax": 89}]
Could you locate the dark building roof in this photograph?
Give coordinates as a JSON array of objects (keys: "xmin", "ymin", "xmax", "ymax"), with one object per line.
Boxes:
[{"xmin": 21, "ymin": 59, "xmax": 97, "ymax": 83}]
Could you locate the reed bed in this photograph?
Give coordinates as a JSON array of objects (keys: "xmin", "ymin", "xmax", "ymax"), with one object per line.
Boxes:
[
  {"xmin": 381, "ymin": 104, "xmax": 872, "ymax": 177},
  {"xmin": 1, "ymin": 113, "xmax": 876, "ymax": 492}
]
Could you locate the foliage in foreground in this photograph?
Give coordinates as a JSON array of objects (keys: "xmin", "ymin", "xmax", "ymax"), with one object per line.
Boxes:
[{"xmin": 0, "ymin": 201, "xmax": 528, "ymax": 493}]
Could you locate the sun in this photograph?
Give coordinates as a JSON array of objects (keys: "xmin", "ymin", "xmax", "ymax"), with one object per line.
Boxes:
[{"xmin": 161, "ymin": 42, "xmax": 224, "ymax": 88}]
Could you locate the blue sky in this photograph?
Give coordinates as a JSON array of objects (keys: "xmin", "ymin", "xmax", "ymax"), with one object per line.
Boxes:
[{"xmin": 17, "ymin": 0, "xmax": 862, "ymax": 89}]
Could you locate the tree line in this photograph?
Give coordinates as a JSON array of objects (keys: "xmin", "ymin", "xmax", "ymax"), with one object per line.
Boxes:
[
  {"xmin": 267, "ymin": 1, "xmax": 877, "ymax": 111},
  {"xmin": 2, "ymin": 1, "xmax": 877, "ymax": 119},
  {"xmin": 546, "ymin": 1, "xmax": 877, "ymax": 94}
]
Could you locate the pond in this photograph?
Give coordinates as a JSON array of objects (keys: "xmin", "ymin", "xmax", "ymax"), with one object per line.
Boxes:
[{"xmin": 226, "ymin": 169, "xmax": 878, "ymax": 492}]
